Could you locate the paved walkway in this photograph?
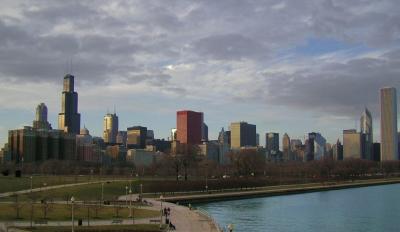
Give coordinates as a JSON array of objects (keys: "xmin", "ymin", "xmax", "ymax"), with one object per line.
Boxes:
[{"xmin": 118, "ymin": 194, "xmax": 221, "ymax": 232}]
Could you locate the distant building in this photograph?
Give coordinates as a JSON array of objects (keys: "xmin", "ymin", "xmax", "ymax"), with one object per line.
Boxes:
[
  {"xmin": 360, "ymin": 108, "xmax": 373, "ymax": 160},
  {"xmin": 76, "ymin": 127, "xmax": 100, "ymax": 162},
  {"xmin": 256, "ymin": 133, "xmax": 260, "ymax": 146},
  {"xmin": 230, "ymin": 122, "xmax": 256, "ymax": 149},
  {"xmin": 127, "ymin": 126, "xmax": 147, "ymax": 149},
  {"xmin": 116, "ymin": 131, "xmax": 127, "ymax": 146},
  {"xmin": 373, "ymin": 143, "xmax": 381, "ymax": 161},
  {"xmin": 265, "ymin": 133, "xmax": 279, "ymax": 157},
  {"xmin": 126, "ymin": 149, "xmax": 156, "ymax": 166},
  {"xmin": 202, "ymin": 123, "xmax": 209, "ymax": 142},
  {"xmin": 332, "ymin": 139, "xmax": 343, "ymax": 160},
  {"xmin": 58, "ymin": 74, "xmax": 80, "ymax": 134},
  {"xmin": 343, "ymin": 129, "xmax": 363, "ymax": 159},
  {"xmin": 198, "ymin": 141, "xmax": 220, "ymax": 163},
  {"xmin": 171, "ymin": 128, "xmax": 177, "ymax": 141},
  {"xmin": 103, "ymin": 112, "xmax": 118, "ymax": 143},
  {"xmin": 218, "ymin": 127, "xmax": 231, "ymax": 164},
  {"xmin": 290, "ymin": 139, "xmax": 303, "ymax": 161},
  {"xmin": 177, "ymin": 110, "xmax": 203, "ymax": 145},
  {"xmin": 380, "ymin": 87, "xmax": 398, "ymax": 160},
  {"xmin": 306, "ymin": 132, "xmax": 326, "ymax": 161},
  {"xmin": 282, "ymin": 133, "xmax": 291, "ymax": 161},
  {"xmin": 8, "ymin": 126, "xmax": 76, "ymax": 163},
  {"xmin": 33, "ymin": 103, "xmax": 52, "ymax": 130},
  {"xmin": 105, "ymin": 145, "xmax": 126, "ymax": 162}
]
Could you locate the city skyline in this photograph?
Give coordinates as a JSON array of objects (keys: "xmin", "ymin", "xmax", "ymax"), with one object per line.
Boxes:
[{"xmin": 1, "ymin": 1, "xmax": 400, "ymax": 146}]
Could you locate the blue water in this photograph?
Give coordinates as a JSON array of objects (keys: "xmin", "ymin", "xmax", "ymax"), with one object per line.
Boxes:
[{"xmin": 197, "ymin": 184, "xmax": 400, "ymax": 232}]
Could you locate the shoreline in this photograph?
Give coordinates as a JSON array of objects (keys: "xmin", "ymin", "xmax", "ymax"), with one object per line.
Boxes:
[{"xmin": 162, "ymin": 178, "xmax": 400, "ymax": 204}]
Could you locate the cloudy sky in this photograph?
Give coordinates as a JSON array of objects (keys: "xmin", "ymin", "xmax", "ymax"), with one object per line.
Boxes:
[{"xmin": 1, "ymin": 0, "xmax": 400, "ymax": 146}]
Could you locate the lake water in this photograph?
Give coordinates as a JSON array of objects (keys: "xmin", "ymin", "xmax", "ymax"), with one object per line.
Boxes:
[{"xmin": 197, "ymin": 184, "xmax": 400, "ymax": 232}]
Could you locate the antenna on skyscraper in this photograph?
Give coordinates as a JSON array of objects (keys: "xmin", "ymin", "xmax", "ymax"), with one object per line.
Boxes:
[
  {"xmin": 70, "ymin": 57, "xmax": 73, "ymax": 74},
  {"xmin": 114, "ymin": 104, "xmax": 116, "ymax": 114}
]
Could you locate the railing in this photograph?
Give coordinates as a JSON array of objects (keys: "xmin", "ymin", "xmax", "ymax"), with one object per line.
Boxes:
[{"xmin": 196, "ymin": 207, "xmax": 224, "ymax": 232}]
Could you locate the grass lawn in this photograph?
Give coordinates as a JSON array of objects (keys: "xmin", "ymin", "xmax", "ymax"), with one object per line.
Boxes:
[
  {"xmin": 15, "ymin": 224, "xmax": 166, "ymax": 232},
  {"xmin": 0, "ymin": 203, "xmax": 159, "ymax": 221},
  {"xmin": 0, "ymin": 175, "xmax": 122, "ymax": 193},
  {"xmin": 0, "ymin": 180, "xmax": 140, "ymax": 202}
]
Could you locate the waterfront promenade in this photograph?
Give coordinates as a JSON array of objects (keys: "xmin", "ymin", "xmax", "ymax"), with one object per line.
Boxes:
[{"xmin": 161, "ymin": 178, "xmax": 400, "ymax": 203}]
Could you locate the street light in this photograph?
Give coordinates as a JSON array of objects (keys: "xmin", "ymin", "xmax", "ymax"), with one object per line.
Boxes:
[
  {"xmin": 30, "ymin": 176, "xmax": 33, "ymax": 193},
  {"xmin": 101, "ymin": 182, "xmax": 104, "ymax": 204},
  {"xmin": 159, "ymin": 195, "xmax": 164, "ymax": 229},
  {"xmin": 71, "ymin": 196, "xmax": 75, "ymax": 232},
  {"xmin": 129, "ymin": 189, "xmax": 133, "ymax": 224},
  {"xmin": 140, "ymin": 184, "xmax": 143, "ymax": 202},
  {"xmin": 125, "ymin": 185, "xmax": 128, "ymax": 207}
]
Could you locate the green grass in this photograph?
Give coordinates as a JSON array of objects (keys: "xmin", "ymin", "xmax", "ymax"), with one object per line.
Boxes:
[
  {"xmin": 0, "ymin": 203, "xmax": 159, "ymax": 221},
  {"xmin": 1, "ymin": 180, "xmax": 141, "ymax": 202},
  {"xmin": 16, "ymin": 224, "xmax": 166, "ymax": 232},
  {"xmin": 0, "ymin": 175, "xmax": 121, "ymax": 193}
]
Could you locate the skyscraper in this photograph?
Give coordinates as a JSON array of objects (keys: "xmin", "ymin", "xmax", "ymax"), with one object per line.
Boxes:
[
  {"xmin": 58, "ymin": 74, "xmax": 80, "ymax": 134},
  {"xmin": 127, "ymin": 126, "xmax": 147, "ymax": 149},
  {"xmin": 307, "ymin": 132, "xmax": 326, "ymax": 160},
  {"xmin": 33, "ymin": 103, "xmax": 52, "ymax": 130},
  {"xmin": 282, "ymin": 133, "xmax": 291, "ymax": 160},
  {"xmin": 103, "ymin": 112, "xmax": 119, "ymax": 143},
  {"xmin": 343, "ymin": 129, "xmax": 363, "ymax": 159},
  {"xmin": 380, "ymin": 87, "xmax": 398, "ymax": 160},
  {"xmin": 360, "ymin": 108, "xmax": 373, "ymax": 160},
  {"xmin": 230, "ymin": 121, "xmax": 256, "ymax": 149},
  {"xmin": 176, "ymin": 110, "xmax": 203, "ymax": 145},
  {"xmin": 202, "ymin": 123, "xmax": 209, "ymax": 142},
  {"xmin": 265, "ymin": 132, "xmax": 279, "ymax": 155}
]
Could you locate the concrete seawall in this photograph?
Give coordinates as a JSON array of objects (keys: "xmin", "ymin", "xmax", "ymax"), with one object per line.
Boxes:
[{"xmin": 163, "ymin": 178, "xmax": 400, "ymax": 204}]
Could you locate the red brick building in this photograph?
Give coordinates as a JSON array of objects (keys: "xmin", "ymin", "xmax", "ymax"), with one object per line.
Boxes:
[{"xmin": 177, "ymin": 110, "xmax": 204, "ymax": 145}]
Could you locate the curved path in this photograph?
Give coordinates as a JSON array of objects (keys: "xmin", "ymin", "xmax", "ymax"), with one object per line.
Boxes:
[{"xmin": 119, "ymin": 194, "xmax": 221, "ymax": 232}]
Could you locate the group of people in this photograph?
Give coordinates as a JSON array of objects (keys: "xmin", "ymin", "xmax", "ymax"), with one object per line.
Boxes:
[{"xmin": 163, "ymin": 207, "xmax": 176, "ymax": 230}]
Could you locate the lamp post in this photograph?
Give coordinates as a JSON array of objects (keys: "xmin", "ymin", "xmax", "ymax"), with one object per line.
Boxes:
[
  {"xmin": 101, "ymin": 182, "xmax": 104, "ymax": 204},
  {"xmin": 129, "ymin": 189, "xmax": 133, "ymax": 224},
  {"xmin": 159, "ymin": 195, "xmax": 163, "ymax": 229},
  {"xmin": 140, "ymin": 184, "xmax": 143, "ymax": 201},
  {"xmin": 30, "ymin": 176, "xmax": 33, "ymax": 193},
  {"xmin": 125, "ymin": 186, "xmax": 128, "ymax": 207},
  {"xmin": 71, "ymin": 196, "xmax": 75, "ymax": 232}
]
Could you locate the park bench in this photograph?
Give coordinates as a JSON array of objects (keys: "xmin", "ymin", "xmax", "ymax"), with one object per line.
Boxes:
[
  {"xmin": 112, "ymin": 219, "xmax": 123, "ymax": 224},
  {"xmin": 149, "ymin": 219, "xmax": 161, "ymax": 224},
  {"xmin": 34, "ymin": 220, "xmax": 48, "ymax": 225}
]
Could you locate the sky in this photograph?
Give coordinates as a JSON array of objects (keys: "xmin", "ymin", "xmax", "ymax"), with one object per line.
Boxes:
[{"xmin": 1, "ymin": 0, "xmax": 400, "ymax": 147}]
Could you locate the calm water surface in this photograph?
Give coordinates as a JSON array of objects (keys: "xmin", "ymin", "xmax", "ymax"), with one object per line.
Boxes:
[{"xmin": 196, "ymin": 184, "xmax": 400, "ymax": 232}]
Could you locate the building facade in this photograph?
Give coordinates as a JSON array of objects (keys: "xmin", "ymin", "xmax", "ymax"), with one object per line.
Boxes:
[
  {"xmin": 230, "ymin": 122, "xmax": 256, "ymax": 149},
  {"xmin": 33, "ymin": 103, "xmax": 52, "ymax": 130},
  {"xmin": 176, "ymin": 110, "xmax": 204, "ymax": 145},
  {"xmin": 58, "ymin": 74, "xmax": 81, "ymax": 134},
  {"xmin": 103, "ymin": 113, "xmax": 119, "ymax": 143},
  {"xmin": 380, "ymin": 87, "xmax": 398, "ymax": 160},
  {"xmin": 265, "ymin": 132, "xmax": 279, "ymax": 157},
  {"xmin": 127, "ymin": 126, "xmax": 147, "ymax": 149},
  {"xmin": 360, "ymin": 108, "xmax": 373, "ymax": 160},
  {"xmin": 343, "ymin": 129, "xmax": 363, "ymax": 159},
  {"xmin": 282, "ymin": 133, "xmax": 291, "ymax": 161}
]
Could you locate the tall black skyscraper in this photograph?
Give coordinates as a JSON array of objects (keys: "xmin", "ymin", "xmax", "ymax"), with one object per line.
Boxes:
[{"xmin": 58, "ymin": 74, "xmax": 80, "ymax": 134}]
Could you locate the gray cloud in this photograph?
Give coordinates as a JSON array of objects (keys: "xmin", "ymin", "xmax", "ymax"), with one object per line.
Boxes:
[{"xmin": 0, "ymin": 0, "xmax": 400, "ymax": 118}]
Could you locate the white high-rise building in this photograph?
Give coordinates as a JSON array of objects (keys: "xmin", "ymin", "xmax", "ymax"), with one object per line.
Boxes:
[
  {"xmin": 103, "ymin": 112, "xmax": 119, "ymax": 143},
  {"xmin": 380, "ymin": 87, "xmax": 398, "ymax": 161}
]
